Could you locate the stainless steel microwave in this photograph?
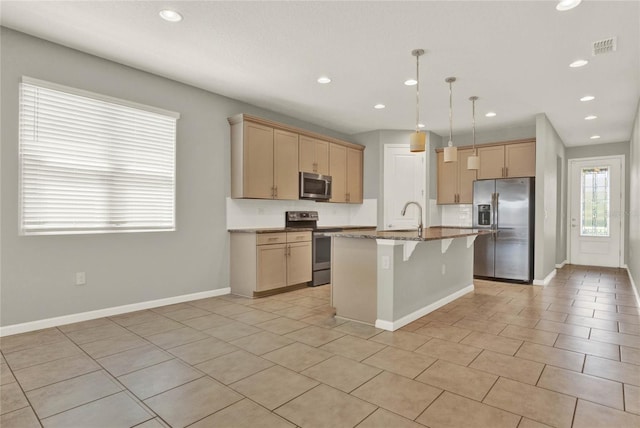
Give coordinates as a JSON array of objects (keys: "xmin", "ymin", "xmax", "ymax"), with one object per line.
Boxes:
[{"xmin": 299, "ymin": 172, "xmax": 332, "ymax": 200}]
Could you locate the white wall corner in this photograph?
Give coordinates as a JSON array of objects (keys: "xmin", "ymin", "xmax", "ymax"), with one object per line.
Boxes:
[
  {"xmin": 555, "ymin": 260, "xmax": 568, "ymax": 269},
  {"xmin": 533, "ymin": 269, "xmax": 557, "ymax": 286},
  {"xmin": 626, "ymin": 266, "xmax": 640, "ymax": 307}
]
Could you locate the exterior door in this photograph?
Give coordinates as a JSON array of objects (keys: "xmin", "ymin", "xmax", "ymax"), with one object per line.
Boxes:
[
  {"xmin": 383, "ymin": 144, "xmax": 425, "ymax": 230},
  {"xmin": 569, "ymin": 156, "xmax": 623, "ymax": 267}
]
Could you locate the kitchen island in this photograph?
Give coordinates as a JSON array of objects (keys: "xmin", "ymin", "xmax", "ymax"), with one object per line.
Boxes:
[{"xmin": 331, "ymin": 227, "xmax": 488, "ymax": 331}]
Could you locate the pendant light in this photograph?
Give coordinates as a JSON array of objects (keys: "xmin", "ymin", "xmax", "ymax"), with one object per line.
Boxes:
[
  {"xmin": 467, "ymin": 96, "xmax": 480, "ymax": 170},
  {"xmin": 409, "ymin": 49, "xmax": 426, "ymax": 152},
  {"xmin": 443, "ymin": 77, "xmax": 457, "ymax": 162}
]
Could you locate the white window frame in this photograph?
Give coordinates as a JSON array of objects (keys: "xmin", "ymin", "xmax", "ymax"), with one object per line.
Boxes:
[{"xmin": 19, "ymin": 76, "xmax": 180, "ymax": 235}]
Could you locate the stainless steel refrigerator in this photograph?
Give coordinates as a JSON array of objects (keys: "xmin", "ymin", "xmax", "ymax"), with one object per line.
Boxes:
[{"xmin": 473, "ymin": 177, "xmax": 534, "ymax": 283}]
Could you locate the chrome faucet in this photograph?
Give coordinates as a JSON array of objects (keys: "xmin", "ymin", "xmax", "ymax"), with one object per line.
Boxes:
[{"xmin": 401, "ymin": 201, "xmax": 423, "ymax": 236}]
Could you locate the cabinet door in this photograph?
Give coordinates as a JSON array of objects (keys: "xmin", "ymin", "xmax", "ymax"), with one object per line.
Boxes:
[
  {"xmin": 315, "ymin": 140, "xmax": 330, "ymax": 175},
  {"xmin": 329, "ymin": 143, "xmax": 347, "ymax": 203},
  {"xmin": 243, "ymin": 122, "xmax": 274, "ymax": 198},
  {"xmin": 457, "ymin": 149, "xmax": 478, "ymax": 204},
  {"xmin": 437, "ymin": 151, "xmax": 457, "ymax": 204},
  {"xmin": 274, "ymin": 129, "xmax": 299, "ymax": 200},
  {"xmin": 256, "ymin": 244, "xmax": 287, "ymax": 291},
  {"xmin": 287, "ymin": 241, "xmax": 312, "ymax": 285},
  {"xmin": 299, "ymin": 135, "xmax": 316, "ymax": 173},
  {"xmin": 477, "ymin": 145, "xmax": 505, "ymax": 179},
  {"xmin": 505, "ymin": 142, "xmax": 536, "ymax": 177},
  {"xmin": 346, "ymin": 148, "xmax": 363, "ymax": 203}
]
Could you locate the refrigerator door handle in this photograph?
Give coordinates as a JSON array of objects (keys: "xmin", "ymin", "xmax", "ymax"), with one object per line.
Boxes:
[{"xmin": 495, "ymin": 192, "xmax": 499, "ymax": 231}]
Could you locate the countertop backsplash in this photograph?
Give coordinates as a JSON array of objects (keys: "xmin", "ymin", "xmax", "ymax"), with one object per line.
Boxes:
[{"xmin": 440, "ymin": 204, "xmax": 473, "ymax": 228}]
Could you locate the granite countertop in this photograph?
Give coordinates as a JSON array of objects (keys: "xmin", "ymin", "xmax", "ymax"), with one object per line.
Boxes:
[
  {"xmin": 228, "ymin": 225, "xmax": 376, "ymax": 233},
  {"xmin": 330, "ymin": 227, "xmax": 490, "ymax": 241}
]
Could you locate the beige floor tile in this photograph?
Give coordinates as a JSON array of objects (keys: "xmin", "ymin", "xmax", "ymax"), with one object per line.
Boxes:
[
  {"xmin": 263, "ymin": 342, "xmax": 332, "ymax": 372},
  {"xmin": 0, "ymin": 382, "xmax": 29, "ymax": 415},
  {"xmin": 0, "ymin": 407, "xmax": 41, "ymax": 428},
  {"xmin": 573, "ymin": 300, "xmax": 618, "ymax": 312},
  {"xmin": 180, "ymin": 313, "xmax": 234, "ymax": 330},
  {"xmin": 168, "ymin": 337, "xmax": 238, "ymax": 365},
  {"xmin": 416, "ymin": 391, "xmax": 520, "ymax": 428},
  {"xmin": 333, "ymin": 321, "xmax": 383, "ymax": 339},
  {"xmin": 13, "ymin": 354, "xmax": 100, "ymax": 391},
  {"xmin": 195, "ymin": 350, "xmax": 273, "ymax": 384},
  {"xmin": 621, "ymin": 346, "xmax": 640, "ymax": 364},
  {"xmin": 415, "ymin": 321, "xmax": 473, "ymax": 342},
  {"xmin": 78, "ymin": 333, "xmax": 148, "ymax": 359},
  {"xmin": 145, "ymin": 327, "xmax": 209, "ymax": 349},
  {"xmin": 230, "ymin": 365, "xmax": 318, "ymax": 410},
  {"xmin": 301, "ymin": 355, "xmax": 381, "ymax": 392},
  {"xmin": 416, "ymin": 359, "xmax": 498, "ymax": 401},
  {"xmin": 3, "ymin": 340, "xmax": 81, "ymax": 371},
  {"xmin": 1, "ymin": 362, "xmax": 16, "ymax": 385},
  {"xmin": 0, "ymin": 329, "xmax": 66, "ymax": 354},
  {"xmin": 573, "ymin": 399, "xmax": 640, "ymax": 428},
  {"xmin": 419, "ymin": 310, "xmax": 465, "ymax": 325},
  {"xmin": 583, "ymin": 355, "xmax": 640, "ymax": 385},
  {"xmin": 152, "ymin": 302, "xmax": 198, "ymax": 314},
  {"xmin": 246, "ymin": 299, "xmax": 294, "ymax": 312},
  {"xmin": 554, "ymin": 334, "xmax": 620, "ymax": 360},
  {"xmin": 230, "ymin": 331, "xmax": 294, "ymax": 355},
  {"xmin": 620, "ymin": 322, "xmax": 640, "ymax": 336},
  {"xmin": 144, "ymin": 377, "xmax": 242, "ymax": 427},
  {"xmin": 287, "ymin": 296, "xmax": 329, "ymax": 308},
  {"xmin": 64, "ymin": 323, "xmax": 130, "ymax": 345},
  {"xmin": 352, "ymin": 371, "xmax": 441, "ymax": 419},
  {"xmin": 483, "ymin": 377, "xmax": 576, "ymax": 428},
  {"xmin": 284, "ymin": 325, "xmax": 345, "ymax": 347},
  {"xmin": 591, "ymin": 328, "xmax": 640, "ymax": 349},
  {"xmin": 469, "ymin": 350, "xmax": 544, "ymax": 385},
  {"xmin": 118, "ymin": 358, "xmax": 203, "ymax": 399},
  {"xmin": 624, "ymin": 384, "xmax": 640, "ymax": 415},
  {"xmin": 190, "ymin": 398, "xmax": 294, "ymax": 428},
  {"xmin": 489, "ymin": 312, "xmax": 539, "ymax": 328},
  {"xmin": 362, "ymin": 346, "xmax": 436, "ymax": 379},
  {"xmin": 300, "ymin": 312, "xmax": 347, "ymax": 328},
  {"xmin": 109, "ymin": 310, "xmax": 167, "ymax": 327},
  {"xmin": 518, "ymin": 308, "xmax": 568, "ymax": 322},
  {"xmin": 57, "ymin": 318, "xmax": 118, "ymax": 333},
  {"xmin": 319, "ymin": 335, "xmax": 386, "ymax": 361},
  {"xmin": 547, "ymin": 303, "xmax": 594, "ymax": 317},
  {"xmin": 273, "ymin": 305, "xmax": 319, "ymax": 320},
  {"xmin": 537, "ymin": 365, "xmax": 624, "ymax": 409},
  {"xmin": 517, "ymin": 418, "xmax": 553, "ymax": 428},
  {"xmin": 189, "ymin": 297, "xmax": 234, "ymax": 312},
  {"xmin": 594, "ymin": 310, "xmax": 640, "ymax": 324},
  {"xmin": 357, "ymin": 408, "xmax": 424, "ymax": 428},
  {"xmin": 499, "ymin": 325, "xmax": 558, "ymax": 346},
  {"xmin": 460, "ymin": 331, "xmax": 523, "ymax": 355},
  {"xmin": 534, "ymin": 319, "xmax": 590, "ymax": 338},
  {"xmin": 255, "ymin": 317, "xmax": 307, "ymax": 335},
  {"xmin": 203, "ymin": 321, "xmax": 262, "ymax": 341},
  {"xmin": 27, "ymin": 370, "xmax": 122, "ymax": 419},
  {"xmin": 135, "ymin": 418, "xmax": 170, "ymax": 428},
  {"xmin": 97, "ymin": 344, "xmax": 173, "ymax": 377},
  {"xmin": 368, "ymin": 330, "xmax": 429, "ymax": 351},
  {"xmin": 161, "ymin": 307, "xmax": 210, "ymax": 322},
  {"xmin": 515, "ymin": 342, "xmax": 585, "ymax": 371},
  {"xmin": 126, "ymin": 318, "xmax": 184, "ymax": 337},
  {"xmin": 415, "ymin": 337, "xmax": 482, "ymax": 366},
  {"xmin": 229, "ymin": 309, "xmax": 281, "ymax": 325},
  {"xmin": 453, "ymin": 317, "xmax": 508, "ymax": 335},
  {"xmin": 41, "ymin": 391, "xmax": 152, "ymax": 428},
  {"xmin": 566, "ymin": 315, "xmax": 619, "ymax": 331},
  {"xmin": 275, "ymin": 384, "xmax": 376, "ymax": 428}
]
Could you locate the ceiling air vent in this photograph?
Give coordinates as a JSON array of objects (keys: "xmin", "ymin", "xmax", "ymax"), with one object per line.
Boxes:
[{"xmin": 592, "ymin": 37, "xmax": 617, "ymax": 56}]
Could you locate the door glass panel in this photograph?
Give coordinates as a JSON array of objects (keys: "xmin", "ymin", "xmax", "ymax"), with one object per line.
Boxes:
[{"xmin": 580, "ymin": 167, "xmax": 609, "ymax": 237}]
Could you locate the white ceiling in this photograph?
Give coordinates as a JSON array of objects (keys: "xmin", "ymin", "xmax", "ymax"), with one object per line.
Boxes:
[{"xmin": 1, "ymin": 1, "xmax": 639, "ymax": 147}]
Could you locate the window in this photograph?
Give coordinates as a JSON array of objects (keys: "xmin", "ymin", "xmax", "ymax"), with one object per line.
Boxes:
[
  {"xmin": 580, "ymin": 166, "xmax": 610, "ymax": 237},
  {"xmin": 19, "ymin": 77, "xmax": 179, "ymax": 235}
]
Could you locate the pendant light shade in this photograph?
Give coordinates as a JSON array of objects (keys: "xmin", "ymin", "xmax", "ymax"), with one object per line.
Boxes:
[
  {"xmin": 467, "ymin": 96, "xmax": 480, "ymax": 170},
  {"xmin": 409, "ymin": 49, "xmax": 426, "ymax": 152},
  {"xmin": 444, "ymin": 77, "xmax": 457, "ymax": 162}
]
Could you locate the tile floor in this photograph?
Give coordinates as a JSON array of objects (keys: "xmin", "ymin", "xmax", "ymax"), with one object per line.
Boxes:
[{"xmin": 1, "ymin": 265, "xmax": 639, "ymax": 427}]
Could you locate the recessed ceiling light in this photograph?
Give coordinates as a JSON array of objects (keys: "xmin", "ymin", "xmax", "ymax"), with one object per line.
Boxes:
[
  {"xmin": 159, "ymin": 9, "xmax": 183, "ymax": 22},
  {"xmin": 404, "ymin": 79, "xmax": 417, "ymax": 86},
  {"xmin": 580, "ymin": 95, "xmax": 595, "ymax": 102},
  {"xmin": 585, "ymin": 115, "xmax": 598, "ymax": 120},
  {"xmin": 418, "ymin": 123, "xmax": 425, "ymax": 128},
  {"xmin": 590, "ymin": 135, "xmax": 601, "ymax": 139},
  {"xmin": 374, "ymin": 104, "xmax": 386, "ymax": 109},
  {"xmin": 317, "ymin": 76, "xmax": 331, "ymax": 84},
  {"xmin": 485, "ymin": 112, "xmax": 497, "ymax": 117},
  {"xmin": 556, "ymin": 0, "xmax": 582, "ymax": 11},
  {"xmin": 569, "ymin": 59, "xmax": 589, "ymax": 68}
]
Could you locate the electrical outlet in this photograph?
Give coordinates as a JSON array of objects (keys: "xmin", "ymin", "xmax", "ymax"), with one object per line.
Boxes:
[
  {"xmin": 382, "ymin": 256, "xmax": 390, "ymax": 270},
  {"xmin": 75, "ymin": 272, "xmax": 86, "ymax": 285},
  {"xmin": 441, "ymin": 264, "xmax": 446, "ymax": 275}
]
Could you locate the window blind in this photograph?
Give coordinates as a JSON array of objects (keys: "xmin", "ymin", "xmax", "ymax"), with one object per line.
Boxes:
[{"xmin": 19, "ymin": 77, "xmax": 179, "ymax": 235}]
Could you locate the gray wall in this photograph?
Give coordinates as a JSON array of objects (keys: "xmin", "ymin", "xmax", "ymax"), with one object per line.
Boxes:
[
  {"xmin": 448, "ymin": 123, "xmax": 536, "ymax": 147},
  {"xmin": 534, "ymin": 114, "xmax": 566, "ymax": 281},
  {"xmin": 629, "ymin": 99, "xmax": 640, "ymax": 293},
  {"xmin": 565, "ymin": 141, "xmax": 631, "ymax": 266},
  {"xmin": 0, "ymin": 28, "xmax": 349, "ymax": 326}
]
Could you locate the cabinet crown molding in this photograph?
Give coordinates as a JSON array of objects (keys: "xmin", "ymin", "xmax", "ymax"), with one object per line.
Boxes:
[{"xmin": 434, "ymin": 137, "xmax": 535, "ymax": 153}]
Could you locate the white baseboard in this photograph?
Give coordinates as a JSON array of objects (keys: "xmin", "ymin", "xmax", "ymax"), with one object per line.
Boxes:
[
  {"xmin": 0, "ymin": 288, "xmax": 231, "ymax": 337},
  {"xmin": 625, "ymin": 266, "xmax": 640, "ymax": 307},
  {"xmin": 533, "ymin": 269, "xmax": 557, "ymax": 286},
  {"xmin": 375, "ymin": 284, "xmax": 475, "ymax": 331},
  {"xmin": 555, "ymin": 260, "xmax": 568, "ymax": 269}
]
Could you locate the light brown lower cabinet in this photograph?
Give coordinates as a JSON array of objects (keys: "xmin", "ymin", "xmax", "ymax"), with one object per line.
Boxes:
[{"xmin": 230, "ymin": 231, "xmax": 312, "ymax": 297}]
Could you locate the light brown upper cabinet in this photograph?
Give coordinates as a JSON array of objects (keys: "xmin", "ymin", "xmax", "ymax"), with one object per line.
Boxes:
[
  {"xmin": 299, "ymin": 136, "xmax": 329, "ymax": 175},
  {"xmin": 477, "ymin": 141, "xmax": 536, "ymax": 179},
  {"xmin": 329, "ymin": 144, "xmax": 363, "ymax": 203},
  {"xmin": 437, "ymin": 148, "xmax": 477, "ymax": 204}
]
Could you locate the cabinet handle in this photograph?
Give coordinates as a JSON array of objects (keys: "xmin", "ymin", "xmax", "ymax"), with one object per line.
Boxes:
[
  {"xmin": 271, "ymin": 186, "xmax": 275, "ymax": 198},
  {"xmin": 268, "ymin": 237, "xmax": 278, "ymax": 241},
  {"xmin": 313, "ymin": 162, "xmax": 317, "ymax": 172},
  {"xmin": 505, "ymin": 167, "xmax": 508, "ymax": 177},
  {"xmin": 274, "ymin": 185, "xmax": 278, "ymax": 198}
]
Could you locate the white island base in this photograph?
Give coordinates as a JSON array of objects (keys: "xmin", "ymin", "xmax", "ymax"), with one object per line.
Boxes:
[{"xmin": 331, "ymin": 230, "xmax": 480, "ymax": 331}]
